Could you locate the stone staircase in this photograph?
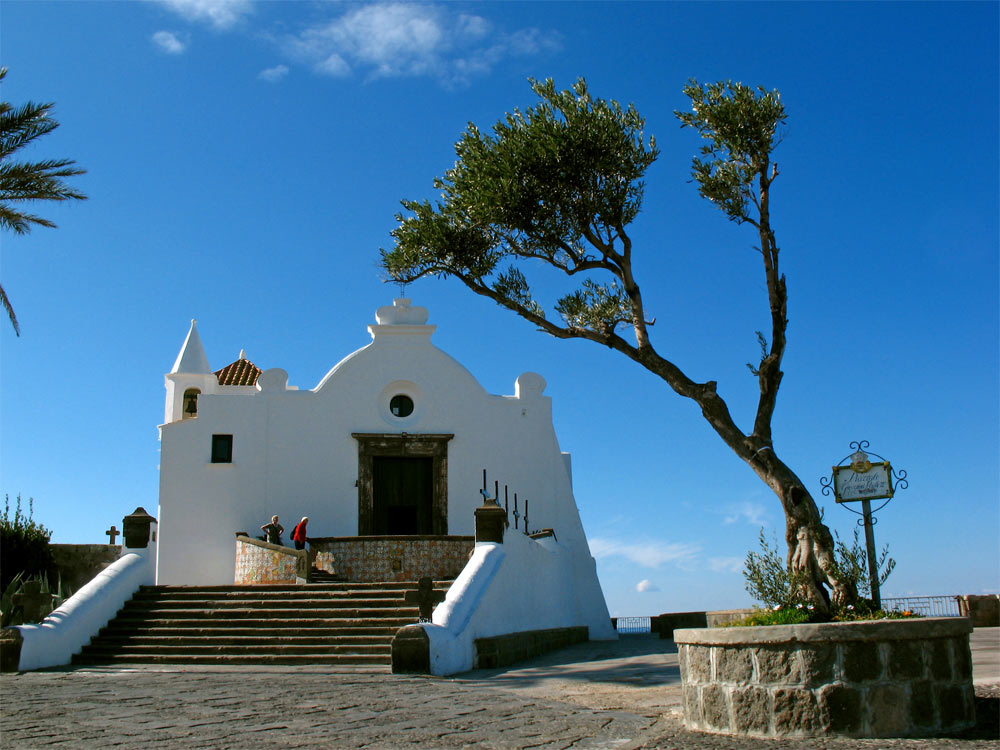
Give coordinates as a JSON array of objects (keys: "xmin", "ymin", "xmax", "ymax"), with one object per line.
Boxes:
[{"xmin": 72, "ymin": 581, "xmax": 448, "ymax": 667}]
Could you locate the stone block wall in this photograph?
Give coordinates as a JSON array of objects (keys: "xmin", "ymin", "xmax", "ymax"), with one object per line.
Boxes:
[
  {"xmin": 652, "ymin": 612, "xmax": 708, "ymax": 639},
  {"xmin": 957, "ymin": 594, "xmax": 999, "ymax": 627},
  {"xmin": 474, "ymin": 627, "xmax": 589, "ymax": 669},
  {"xmin": 310, "ymin": 536, "xmax": 473, "ymax": 583},
  {"xmin": 234, "ymin": 536, "xmax": 307, "ymax": 584},
  {"xmin": 676, "ymin": 618, "xmax": 975, "ymax": 738},
  {"xmin": 49, "ymin": 544, "xmax": 121, "ymax": 593}
]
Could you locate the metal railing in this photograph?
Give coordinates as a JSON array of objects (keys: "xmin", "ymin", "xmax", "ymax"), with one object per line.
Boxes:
[
  {"xmin": 613, "ymin": 616, "xmax": 651, "ymax": 634},
  {"xmin": 881, "ymin": 595, "xmax": 963, "ymax": 617},
  {"xmin": 616, "ymin": 596, "xmax": 966, "ymax": 635}
]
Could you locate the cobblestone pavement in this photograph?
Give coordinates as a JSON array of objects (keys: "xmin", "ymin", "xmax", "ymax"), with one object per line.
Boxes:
[{"xmin": 1, "ymin": 630, "xmax": 997, "ymax": 749}]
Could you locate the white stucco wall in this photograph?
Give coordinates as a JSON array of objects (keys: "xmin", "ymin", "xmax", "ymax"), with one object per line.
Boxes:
[
  {"xmin": 156, "ymin": 300, "xmax": 600, "ymax": 596},
  {"xmin": 424, "ymin": 532, "xmax": 616, "ymax": 675}
]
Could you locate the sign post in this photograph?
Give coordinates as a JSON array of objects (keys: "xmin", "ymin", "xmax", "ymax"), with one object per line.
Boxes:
[{"xmin": 821, "ymin": 441, "xmax": 908, "ymax": 609}]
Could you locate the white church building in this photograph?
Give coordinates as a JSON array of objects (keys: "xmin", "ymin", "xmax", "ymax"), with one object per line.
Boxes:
[
  {"xmin": 11, "ymin": 298, "xmax": 614, "ymax": 674},
  {"xmin": 156, "ymin": 299, "xmax": 613, "ymax": 645}
]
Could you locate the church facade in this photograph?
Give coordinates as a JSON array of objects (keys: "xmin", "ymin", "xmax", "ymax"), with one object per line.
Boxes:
[{"xmin": 157, "ymin": 299, "xmax": 606, "ymax": 604}]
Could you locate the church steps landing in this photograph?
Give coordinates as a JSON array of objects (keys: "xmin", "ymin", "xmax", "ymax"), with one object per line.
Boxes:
[{"xmin": 72, "ymin": 582, "xmax": 448, "ymax": 667}]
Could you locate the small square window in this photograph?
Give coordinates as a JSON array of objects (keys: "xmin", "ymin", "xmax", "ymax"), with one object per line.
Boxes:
[{"xmin": 211, "ymin": 434, "xmax": 233, "ymax": 463}]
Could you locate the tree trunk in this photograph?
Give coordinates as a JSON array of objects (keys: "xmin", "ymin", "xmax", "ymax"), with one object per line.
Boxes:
[{"xmin": 750, "ymin": 450, "xmax": 856, "ymax": 612}]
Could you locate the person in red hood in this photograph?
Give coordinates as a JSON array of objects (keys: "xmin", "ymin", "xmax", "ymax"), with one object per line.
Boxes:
[{"xmin": 291, "ymin": 516, "xmax": 309, "ymax": 550}]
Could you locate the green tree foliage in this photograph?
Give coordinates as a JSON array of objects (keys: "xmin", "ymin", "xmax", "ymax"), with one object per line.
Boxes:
[
  {"xmin": 0, "ymin": 67, "xmax": 87, "ymax": 335},
  {"xmin": 382, "ymin": 77, "xmax": 855, "ymax": 610},
  {"xmin": 0, "ymin": 494, "xmax": 55, "ymax": 591}
]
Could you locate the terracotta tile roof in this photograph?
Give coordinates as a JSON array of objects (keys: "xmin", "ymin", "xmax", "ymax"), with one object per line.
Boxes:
[{"xmin": 215, "ymin": 357, "xmax": 262, "ymax": 386}]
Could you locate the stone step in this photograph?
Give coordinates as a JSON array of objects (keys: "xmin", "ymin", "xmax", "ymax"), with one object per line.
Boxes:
[
  {"xmin": 102, "ymin": 618, "xmax": 414, "ymax": 631},
  {"xmin": 72, "ymin": 653, "xmax": 392, "ymax": 666},
  {"xmin": 113, "ymin": 607, "xmax": 418, "ymax": 620},
  {"xmin": 131, "ymin": 589, "xmax": 407, "ymax": 601},
  {"xmin": 86, "ymin": 635, "xmax": 392, "ymax": 647},
  {"xmin": 138, "ymin": 581, "xmax": 449, "ymax": 593},
  {"xmin": 79, "ymin": 643, "xmax": 392, "ymax": 655},
  {"xmin": 99, "ymin": 625, "xmax": 402, "ymax": 637},
  {"xmin": 122, "ymin": 597, "xmax": 413, "ymax": 610}
]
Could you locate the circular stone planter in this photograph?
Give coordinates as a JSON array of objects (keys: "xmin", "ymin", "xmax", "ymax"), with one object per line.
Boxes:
[{"xmin": 675, "ymin": 617, "xmax": 974, "ymax": 739}]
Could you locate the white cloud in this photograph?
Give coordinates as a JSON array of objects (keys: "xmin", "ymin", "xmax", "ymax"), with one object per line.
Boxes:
[
  {"xmin": 157, "ymin": 0, "xmax": 253, "ymax": 30},
  {"xmin": 286, "ymin": 3, "xmax": 559, "ymax": 86},
  {"xmin": 723, "ymin": 501, "xmax": 768, "ymax": 527},
  {"xmin": 589, "ymin": 537, "xmax": 702, "ymax": 568},
  {"xmin": 258, "ymin": 64, "xmax": 289, "ymax": 82},
  {"xmin": 152, "ymin": 30, "xmax": 187, "ymax": 55},
  {"xmin": 636, "ymin": 579, "xmax": 659, "ymax": 593},
  {"xmin": 708, "ymin": 556, "xmax": 745, "ymax": 574}
]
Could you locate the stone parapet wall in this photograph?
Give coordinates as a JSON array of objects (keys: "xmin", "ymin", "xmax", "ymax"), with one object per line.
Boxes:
[
  {"xmin": 234, "ymin": 536, "xmax": 308, "ymax": 584},
  {"xmin": 676, "ymin": 617, "xmax": 975, "ymax": 738},
  {"xmin": 310, "ymin": 536, "xmax": 473, "ymax": 583}
]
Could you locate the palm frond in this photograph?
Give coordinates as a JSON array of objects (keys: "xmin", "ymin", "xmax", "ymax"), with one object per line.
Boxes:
[
  {"xmin": 0, "ymin": 67, "xmax": 87, "ymax": 334},
  {"xmin": 0, "ymin": 283, "xmax": 20, "ymax": 336}
]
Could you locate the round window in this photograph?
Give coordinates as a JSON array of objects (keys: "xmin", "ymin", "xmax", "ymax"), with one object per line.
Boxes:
[{"xmin": 389, "ymin": 394, "xmax": 414, "ymax": 418}]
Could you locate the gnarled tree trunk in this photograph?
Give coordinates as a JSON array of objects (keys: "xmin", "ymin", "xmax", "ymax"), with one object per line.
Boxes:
[{"xmin": 750, "ymin": 451, "xmax": 856, "ymax": 611}]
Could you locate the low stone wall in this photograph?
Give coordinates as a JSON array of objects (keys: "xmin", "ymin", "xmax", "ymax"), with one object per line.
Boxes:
[
  {"xmin": 676, "ymin": 617, "xmax": 975, "ymax": 738},
  {"xmin": 957, "ymin": 594, "xmax": 999, "ymax": 627},
  {"xmin": 49, "ymin": 544, "xmax": 121, "ymax": 593},
  {"xmin": 310, "ymin": 536, "xmax": 473, "ymax": 583},
  {"xmin": 706, "ymin": 608, "xmax": 756, "ymax": 627},
  {"xmin": 652, "ymin": 612, "xmax": 708, "ymax": 639},
  {"xmin": 651, "ymin": 609, "xmax": 757, "ymax": 639},
  {"xmin": 234, "ymin": 535, "xmax": 308, "ymax": 584},
  {"xmin": 474, "ymin": 626, "xmax": 589, "ymax": 669}
]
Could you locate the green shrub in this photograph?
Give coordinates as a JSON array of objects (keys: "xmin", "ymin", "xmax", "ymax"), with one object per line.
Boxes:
[
  {"xmin": 0, "ymin": 494, "xmax": 55, "ymax": 591},
  {"xmin": 743, "ymin": 528, "xmax": 808, "ymax": 608},
  {"xmin": 830, "ymin": 527, "xmax": 895, "ymax": 601},
  {"xmin": 731, "ymin": 606, "xmax": 813, "ymax": 627},
  {"xmin": 742, "ymin": 525, "xmax": 899, "ymax": 622}
]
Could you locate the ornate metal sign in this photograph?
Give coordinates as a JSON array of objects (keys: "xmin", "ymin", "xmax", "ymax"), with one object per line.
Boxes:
[
  {"xmin": 831, "ymin": 460, "xmax": 893, "ymax": 503},
  {"xmin": 823, "ymin": 441, "xmax": 906, "ymax": 504},
  {"xmin": 820, "ymin": 440, "xmax": 908, "ymax": 609}
]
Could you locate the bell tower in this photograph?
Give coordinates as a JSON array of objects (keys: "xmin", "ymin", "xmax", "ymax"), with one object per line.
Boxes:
[{"xmin": 164, "ymin": 320, "xmax": 216, "ymax": 424}]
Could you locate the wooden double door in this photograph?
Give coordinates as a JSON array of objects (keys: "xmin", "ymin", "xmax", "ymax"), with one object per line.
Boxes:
[
  {"xmin": 353, "ymin": 433, "xmax": 452, "ymax": 536},
  {"xmin": 372, "ymin": 456, "xmax": 433, "ymax": 535}
]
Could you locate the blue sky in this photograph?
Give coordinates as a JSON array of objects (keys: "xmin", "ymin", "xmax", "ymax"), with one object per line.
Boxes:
[{"xmin": 1, "ymin": 1, "xmax": 997, "ymax": 616}]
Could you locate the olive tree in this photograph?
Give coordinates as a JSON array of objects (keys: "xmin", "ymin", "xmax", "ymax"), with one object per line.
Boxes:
[{"xmin": 380, "ymin": 77, "xmax": 854, "ymax": 611}]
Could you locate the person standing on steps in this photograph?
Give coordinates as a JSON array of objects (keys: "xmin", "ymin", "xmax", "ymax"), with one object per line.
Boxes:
[
  {"xmin": 291, "ymin": 516, "xmax": 309, "ymax": 550},
  {"xmin": 261, "ymin": 515, "xmax": 284, "ymax": 545}
]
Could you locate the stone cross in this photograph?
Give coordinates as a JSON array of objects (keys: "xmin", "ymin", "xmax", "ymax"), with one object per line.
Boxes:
[
  {"xmin": 12, "ymin": 581, "xmax": 54, "ymax": 624},
  {"xmin": 105, "ymin": 525, "xmax": 119, "ymax": 544},
  {"xmin": 404, "ymin": 577, "xmax": 445, "ymax": 622}
]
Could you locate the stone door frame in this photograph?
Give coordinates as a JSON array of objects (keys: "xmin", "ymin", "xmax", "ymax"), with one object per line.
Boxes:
[{"xmin": 352, "ymin": 433, "xmax": 453, "ymax": 536}]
